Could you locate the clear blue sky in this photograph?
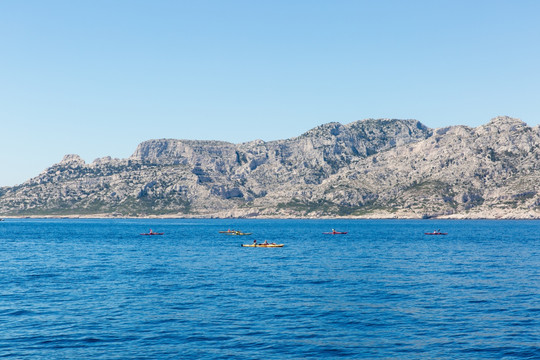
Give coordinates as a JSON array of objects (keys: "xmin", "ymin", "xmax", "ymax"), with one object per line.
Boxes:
[{"xmin": 1, "ymin": 0, "xmax": 539, "ymax": 186}]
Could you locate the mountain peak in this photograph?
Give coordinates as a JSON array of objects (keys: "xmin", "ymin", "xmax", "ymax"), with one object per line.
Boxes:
[
  {"xmin": 485, "ymin": 116, "xmax": 527, "ymax": 131},
  {"xmin": 59, "ymin": 154, "xmax": 85, "ymax": 166}
]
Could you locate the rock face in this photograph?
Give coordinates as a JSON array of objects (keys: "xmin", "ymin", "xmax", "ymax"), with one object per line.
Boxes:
[{"xmin": 1, "ymin": 116, "xmax": 540, "ymax": 218}]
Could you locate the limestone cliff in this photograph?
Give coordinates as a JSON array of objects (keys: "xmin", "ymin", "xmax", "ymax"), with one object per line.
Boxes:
[{"xmin": 1, "ymin": 117, "xmax": 539, "ymax": 218}]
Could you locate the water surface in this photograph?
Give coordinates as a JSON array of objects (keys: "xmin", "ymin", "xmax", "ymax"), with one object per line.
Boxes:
[{"xmin": 0, "ymin": 219, "xmax": 538, "ymax": 359}]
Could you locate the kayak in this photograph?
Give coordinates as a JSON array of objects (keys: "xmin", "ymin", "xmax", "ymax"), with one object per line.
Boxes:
[
  {"xmin": 219, "ymin": 230, "xmax": 237, "ymax": 233},
  {"xmin": 242, "ymin": 244, "xmax": 284, "ymax": 247},
  {"xmin": 227, "ymin": 232, "xmax": 252, "ymax": 236},
  {"xmin": 140, "ymin": 232, "xmax": 164, "ymax": 235},
  {"xmin": 424, "ymin": 232, "xmax": 447, "ymax": 235},
  {"xmin": 323, "ymin": 231, "xmax": 348, "ymax": 235}
]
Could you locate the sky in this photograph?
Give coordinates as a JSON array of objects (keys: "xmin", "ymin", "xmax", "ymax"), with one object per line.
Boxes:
[{"xmin": 1, "ymin": 0, "xmax": 539, "ymax": 186}]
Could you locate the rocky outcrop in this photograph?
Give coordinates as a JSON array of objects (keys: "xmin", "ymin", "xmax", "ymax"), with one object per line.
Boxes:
[{"xmin": 1, "ymin": 116, "xmax": 539, "ymax": 218}]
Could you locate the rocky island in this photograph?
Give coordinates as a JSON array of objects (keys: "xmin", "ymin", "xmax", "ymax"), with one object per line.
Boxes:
[{"xmin": 1, "ymin": 116, "xmax": 539, "ymax": 219}]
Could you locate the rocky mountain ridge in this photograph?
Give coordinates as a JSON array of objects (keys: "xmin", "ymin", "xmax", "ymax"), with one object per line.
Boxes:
[{"xmin": 1, "ymin": 116, "xmax": 539, "ymax": 219}]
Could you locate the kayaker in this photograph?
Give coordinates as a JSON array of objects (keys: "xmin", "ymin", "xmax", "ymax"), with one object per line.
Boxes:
[
  {"xmin": 263, "ymin": 240, "xmax": 268, "ymax": 245},
  {"xmin": 253, "ymin": 239, "xmax": 257, "ymax": 244}
]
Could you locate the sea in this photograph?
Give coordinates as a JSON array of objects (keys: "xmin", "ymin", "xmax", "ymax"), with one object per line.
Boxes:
[{"xmin": 0, "ymin": 218, "xmax": 538, "ymax": 359}]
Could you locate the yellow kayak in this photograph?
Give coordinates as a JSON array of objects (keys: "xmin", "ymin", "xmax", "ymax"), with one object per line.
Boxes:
[{"xmin": 242, "ymin": 243, "xmax": 284, "ymax": 247}]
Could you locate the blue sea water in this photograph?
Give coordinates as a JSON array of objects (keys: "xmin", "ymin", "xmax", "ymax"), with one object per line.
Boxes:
[{"xmin": 0, "ymin": 219, "xmax": 539, "ymax": 359}]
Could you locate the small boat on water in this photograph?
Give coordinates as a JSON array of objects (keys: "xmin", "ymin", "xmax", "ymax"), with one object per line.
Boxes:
[
  {"xmin": 323, "ymin": 229, "xmax": 348, "ymax": 235},
  {"xmin": 226, "ymin": 231, "xmax": 252, "ymax": 236},
  {"xmin": 140, "ymin": 229, "xmax": 164, "ymax": 235},
  {"xmin": 242, "ymin": 243, "xmax": 284, "ymax": 248},
  {"xmin": 424, "ymin": 231, "xmax": 447, "ymax": 235}
]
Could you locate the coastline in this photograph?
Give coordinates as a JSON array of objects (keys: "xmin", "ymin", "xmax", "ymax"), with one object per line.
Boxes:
[{"xmin": 2, "ymin": 209, "xmax": 540, "ymax": 221}]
